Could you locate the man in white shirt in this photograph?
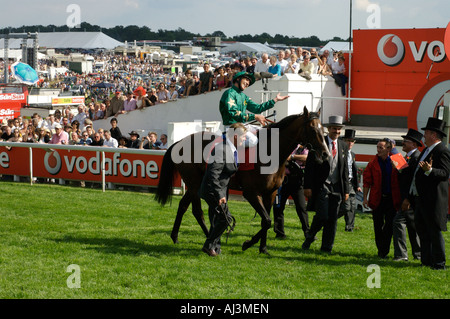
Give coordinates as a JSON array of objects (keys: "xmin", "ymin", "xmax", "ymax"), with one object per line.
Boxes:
[
  {"xmin": 276, "ymin": 50, "xmax": 288, "ymax": 75},
  {"xmin": 159, "ymin": 134, "xmax": 168, "ymax": 150},
  {"xmin": 254, "ymin": 53, "xmax": 270, "ymax": 73},
  {"xmin": 103, "ymin": 130, "xmax": 118, "ymax": 148},
  {"xmin": 72, "ymin": 104, "xmax": 87, "ymax": 131}
]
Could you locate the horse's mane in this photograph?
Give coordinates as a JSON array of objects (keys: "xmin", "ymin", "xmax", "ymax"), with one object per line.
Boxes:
[
  {"xmin": 264, "ymin": 110, "xmax": 319, "ymax": 130},
  {"xmin": 265, "ymin": 114, "xmax": 301, "ymax": 130}
]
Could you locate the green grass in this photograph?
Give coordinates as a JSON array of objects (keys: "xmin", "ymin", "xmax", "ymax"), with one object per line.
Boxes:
[{"xmin": 0, "ymin": 181, "xmax": 449, "ymax": 299}]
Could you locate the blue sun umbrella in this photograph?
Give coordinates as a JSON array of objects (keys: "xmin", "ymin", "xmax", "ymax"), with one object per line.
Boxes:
[{"xmin": 10, "ymin": 62, "xmax": 39, "ymax": 85}]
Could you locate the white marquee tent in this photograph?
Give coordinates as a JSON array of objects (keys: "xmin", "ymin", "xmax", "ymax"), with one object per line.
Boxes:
[
  {"xmin": 0, "ymin": 32, "xmax": 124, "ymax": 50},
  {"xmin": 220, "ymin": 42, "xmax": 277, "ymax": 56},
  {"xmin": 319, "ymin": 41, "xmax": 353, "ymax": 54}
]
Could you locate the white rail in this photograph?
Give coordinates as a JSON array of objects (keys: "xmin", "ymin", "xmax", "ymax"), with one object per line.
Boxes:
[{"xmin": 0, "ymin": 141, "xmax": 166, "ymax": 192}]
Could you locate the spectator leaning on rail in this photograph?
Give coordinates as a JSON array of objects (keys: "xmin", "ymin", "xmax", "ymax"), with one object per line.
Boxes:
[
  {"xmin": 103, "ymin": 130, "xmax": 118, "ymax": 148},
  {"xmin": 105, "ymin": 90, "xmax": 125, "ymax": 118},
  {"xmin": 254, "ymin": 53, "xmax": 270, "ymax": 73},
  {"xmin": 49, "ymin": 123, "xmax": 69, "ymax": 145},
  {"xmin": 139, "ymin": 131, "xmax": 161, "ymax": 150},
  {"xmin": 199, "ymin": 62, "xmax": 214, "ymax": 94},
  {"xmin": 219, "ymin": 71, "xmax": 289, "ymax": 146}
]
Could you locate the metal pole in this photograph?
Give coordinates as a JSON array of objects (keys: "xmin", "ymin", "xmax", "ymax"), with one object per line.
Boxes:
[
  {"xmin": 29, "ymin": 147, "xmax": 33, "ymax": 185},
  {"xmin": 317, "ymin": 96, "xmax": 413, "ymax": 103},
  {"xmin": 4, "ymin": 36, "xmax": 9, "ymax": 83},
  {"xmin": 22, "ymin": 38, "xmax": 27, "ymax": 64},
  {"xmin": 101, "ymin": 151, "xmax": 106, "ymax": 192},
  {"xmin": 348, "ymin": 0, "xmax": 353, "ymax": 122},
  {"xmin": 33, "ymin": 34, "xmax": 38, "ymax": 71}
]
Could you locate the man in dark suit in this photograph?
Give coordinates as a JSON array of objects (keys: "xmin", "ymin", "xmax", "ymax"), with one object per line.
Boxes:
[
  {"xmin": 338, "ymin": 129, "xmax": 361, "ymax": 232},
  {"xmin": 199, "ymin": 123, "xmax": 247, "ymax": 257},
  {"xmin": 392, "ymin": 128, "xmax": 423, "ymax": 261},
  {"xmin": 410, "ymin": 118, "xmax": 450, "ymax": 270},
  {"xmin": 303, "ymin": 115, "xmax": 349, "ymax": 253}
]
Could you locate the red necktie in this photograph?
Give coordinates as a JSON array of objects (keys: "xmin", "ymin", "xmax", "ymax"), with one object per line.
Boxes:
[{"xmin": 332, "ymin": 141, "xmax": 337, "ymax": 158}]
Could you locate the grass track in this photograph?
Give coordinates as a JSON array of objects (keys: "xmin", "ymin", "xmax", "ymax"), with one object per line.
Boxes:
[{"xmin": 0, "ymin": 181, "xmax": 449, "ymax": 299}]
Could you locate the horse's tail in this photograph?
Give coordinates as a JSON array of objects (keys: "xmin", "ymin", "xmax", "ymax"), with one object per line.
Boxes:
[{"xmin": 155, "ymin": 143, "xmax": 177, "ymax": 206}]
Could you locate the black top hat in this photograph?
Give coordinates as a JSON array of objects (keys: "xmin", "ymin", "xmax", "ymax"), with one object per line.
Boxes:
[
  {"xmin": 343, "ymin": 129, "xmax": 356, "ymax": 140},
  {"xmin": 401, "ymin": 128, "xmax": 423, "ymax": 147},
  {"xmin": 421, "ymin": 117, "xmax": 447, "ymax": 137}
]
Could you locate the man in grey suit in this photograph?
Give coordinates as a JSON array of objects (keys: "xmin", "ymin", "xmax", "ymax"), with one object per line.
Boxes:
[
  {"xmin": 338, "ymin": 129, "xmax": 361, "ymax": 232},
  {"xmin": 410, "ymin": 118, "xmax": 450, "ymax": 270},
  {"xmin": 392, "ymin": 128, "xmax": 422, "ymax": 261},
  {"xmin": 199, "ymin": 123, "xmax": 247, "ymax": 257},
  {"xmin": 303, "ymin": 115, "xmax": 349, "ymax": 253}
]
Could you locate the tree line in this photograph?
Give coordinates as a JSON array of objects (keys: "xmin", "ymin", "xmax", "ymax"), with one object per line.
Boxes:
[{"xmin": 0, "ymin": 22, "xmax": 348, "ymax": 48}]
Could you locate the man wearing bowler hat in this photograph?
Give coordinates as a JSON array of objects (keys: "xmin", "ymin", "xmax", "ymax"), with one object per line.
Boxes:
[
  {"xmin": 392, "ymin": 128, "xmax": 423, "ymax": 261},
  {"xmin": 338, "ymin": 129, "xmax": 361, "ymax": 232},
  {"xmin": 410, "ymin": 117, "xmax": 450, "ymax": 270},
  {"xmin": 303, "ymin": 115, "xmax": 349, "ymax": 252}
]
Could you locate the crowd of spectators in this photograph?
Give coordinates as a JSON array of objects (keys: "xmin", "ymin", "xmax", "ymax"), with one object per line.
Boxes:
[
  {"xmin": 0, "ymin": 112, "xmax": 168, "ymax": 150},
  {"xmin": 35, "ymin": 47, "xmax": 347, "ymax": 111},
  {"xmin": 257, "ymin": 47, "xmax": 348, "ymax": 94},
  {"xmin": 1, "ymin": 47, "xmax": 347, "ymax": 150}
]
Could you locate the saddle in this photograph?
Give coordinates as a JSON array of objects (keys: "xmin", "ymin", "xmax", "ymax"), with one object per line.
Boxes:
[{"xmin": 206, "ymin": 135, "xmax": 256, "ymax": 171}]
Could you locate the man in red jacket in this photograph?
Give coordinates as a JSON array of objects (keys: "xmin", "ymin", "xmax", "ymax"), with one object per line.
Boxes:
[{"xmin": 363, "ymin": 138, "xmax": 401, "ymax": 258}]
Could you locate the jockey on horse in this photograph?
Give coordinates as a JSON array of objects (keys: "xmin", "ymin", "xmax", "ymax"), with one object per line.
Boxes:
[{"xmin": 219, "ymin": 71, "xmax": 289, "ymax": 146}]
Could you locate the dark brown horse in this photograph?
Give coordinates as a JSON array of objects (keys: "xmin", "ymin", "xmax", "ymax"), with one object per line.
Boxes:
[{"xmin": 155, "ymin": 107, "xmax": 329, "ymax": 254}]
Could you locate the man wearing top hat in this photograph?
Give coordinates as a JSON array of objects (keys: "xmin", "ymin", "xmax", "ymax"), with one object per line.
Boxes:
[
  {"xmin": 338, "ymin": 129, "xmax": 361, "ymax": 232},
  {"xmin": 410, "ymin": 117, "xmax": 450, "ymax": 270},
  {"xmin": 303, "ymin": 115, "xmax": 349, "ymax": 252},
  {"xmin": 392, "ymin": 128, "xmax": 423, "ymax": 261}
]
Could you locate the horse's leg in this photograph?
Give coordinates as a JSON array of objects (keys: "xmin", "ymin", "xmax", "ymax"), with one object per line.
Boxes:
[
  {"xmin": 241, "ymin": 191, "xmax": 272, "ymax": 254},
  {"xmin": 191, "ymin": 195, "xmax": 209, "ymax": 238},
  {"xmin": 255, "ymin": 192, "xmax": 276, "ymax": 254},
  {"xmin": 171, "ymin": 191, "xmax": 192, "ymax": 244}
]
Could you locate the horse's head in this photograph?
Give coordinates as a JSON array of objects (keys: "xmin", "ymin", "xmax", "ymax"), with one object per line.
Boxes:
[{"xmin": 297, "ymin": 106, "xmax": 330, "ymax": 163}]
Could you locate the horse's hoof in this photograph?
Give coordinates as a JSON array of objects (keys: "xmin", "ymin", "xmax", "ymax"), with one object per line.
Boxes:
[
  {"xmin": 171, "ymin": 235, "xmax": 179, "ymax": 244},
  {"xmin": 242, "ymin": 240, "xmax": 252, "ymax": 251}
]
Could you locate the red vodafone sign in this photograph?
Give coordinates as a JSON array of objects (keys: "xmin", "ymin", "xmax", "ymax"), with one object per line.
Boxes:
[
  {"xmin": 446, "ymin": 22, "xmax": 450, "ymax": 62},
  {"xmin": 351, "ymin": 28, "xmax": 450, "ymax": 121},
  {"xmin": 0, "ymin": 146, "xmax": 182, "ymax": 188},
  {"xmin": 407, "ymin": 73, "xmax": 450, "ymax": 132}
]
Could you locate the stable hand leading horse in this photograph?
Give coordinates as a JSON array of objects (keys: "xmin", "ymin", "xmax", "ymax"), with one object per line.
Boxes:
[{"xmin": 155, "ymin": 107, "xmax": 329, "ymax": 254}]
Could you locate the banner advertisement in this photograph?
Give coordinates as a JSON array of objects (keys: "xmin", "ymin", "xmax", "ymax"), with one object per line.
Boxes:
[
  {"xmin": 52, "ymin": 96, "xmax": 85, "ymax": 106},
  {"xmin": 0, "ymin": 146, "xmax": 181, "ymax": 188},
  {"xmin": 351, "ymin": 28, "xmax": 450, "ymax": 118},
  {"xmin": 0, "ymin": 85, "xmax": 28, "ymax": 120}
]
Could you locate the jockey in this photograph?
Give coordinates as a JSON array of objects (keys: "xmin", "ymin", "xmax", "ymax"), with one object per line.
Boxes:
[{"xmin": 219, "ymin": 71, "xmax": 289, "ymax": 146}]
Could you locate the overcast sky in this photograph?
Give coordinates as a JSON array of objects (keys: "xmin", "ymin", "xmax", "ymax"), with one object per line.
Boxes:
[{"xmin": 1, "ymin": 0, "xmax": 449, "ymax": 40}]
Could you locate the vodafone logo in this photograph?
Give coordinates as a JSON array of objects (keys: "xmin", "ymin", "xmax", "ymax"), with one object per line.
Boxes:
[
  {"xmin": 377, "ymin": 33, "xmax": 447, "ymax": 66},
  {"xmin": 44, "ymin": 151, "xmax": 62, "ymax": 175},
  {"xmin": 377, "ymin": 34, "xmax": 405, "ymax": 66}
]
